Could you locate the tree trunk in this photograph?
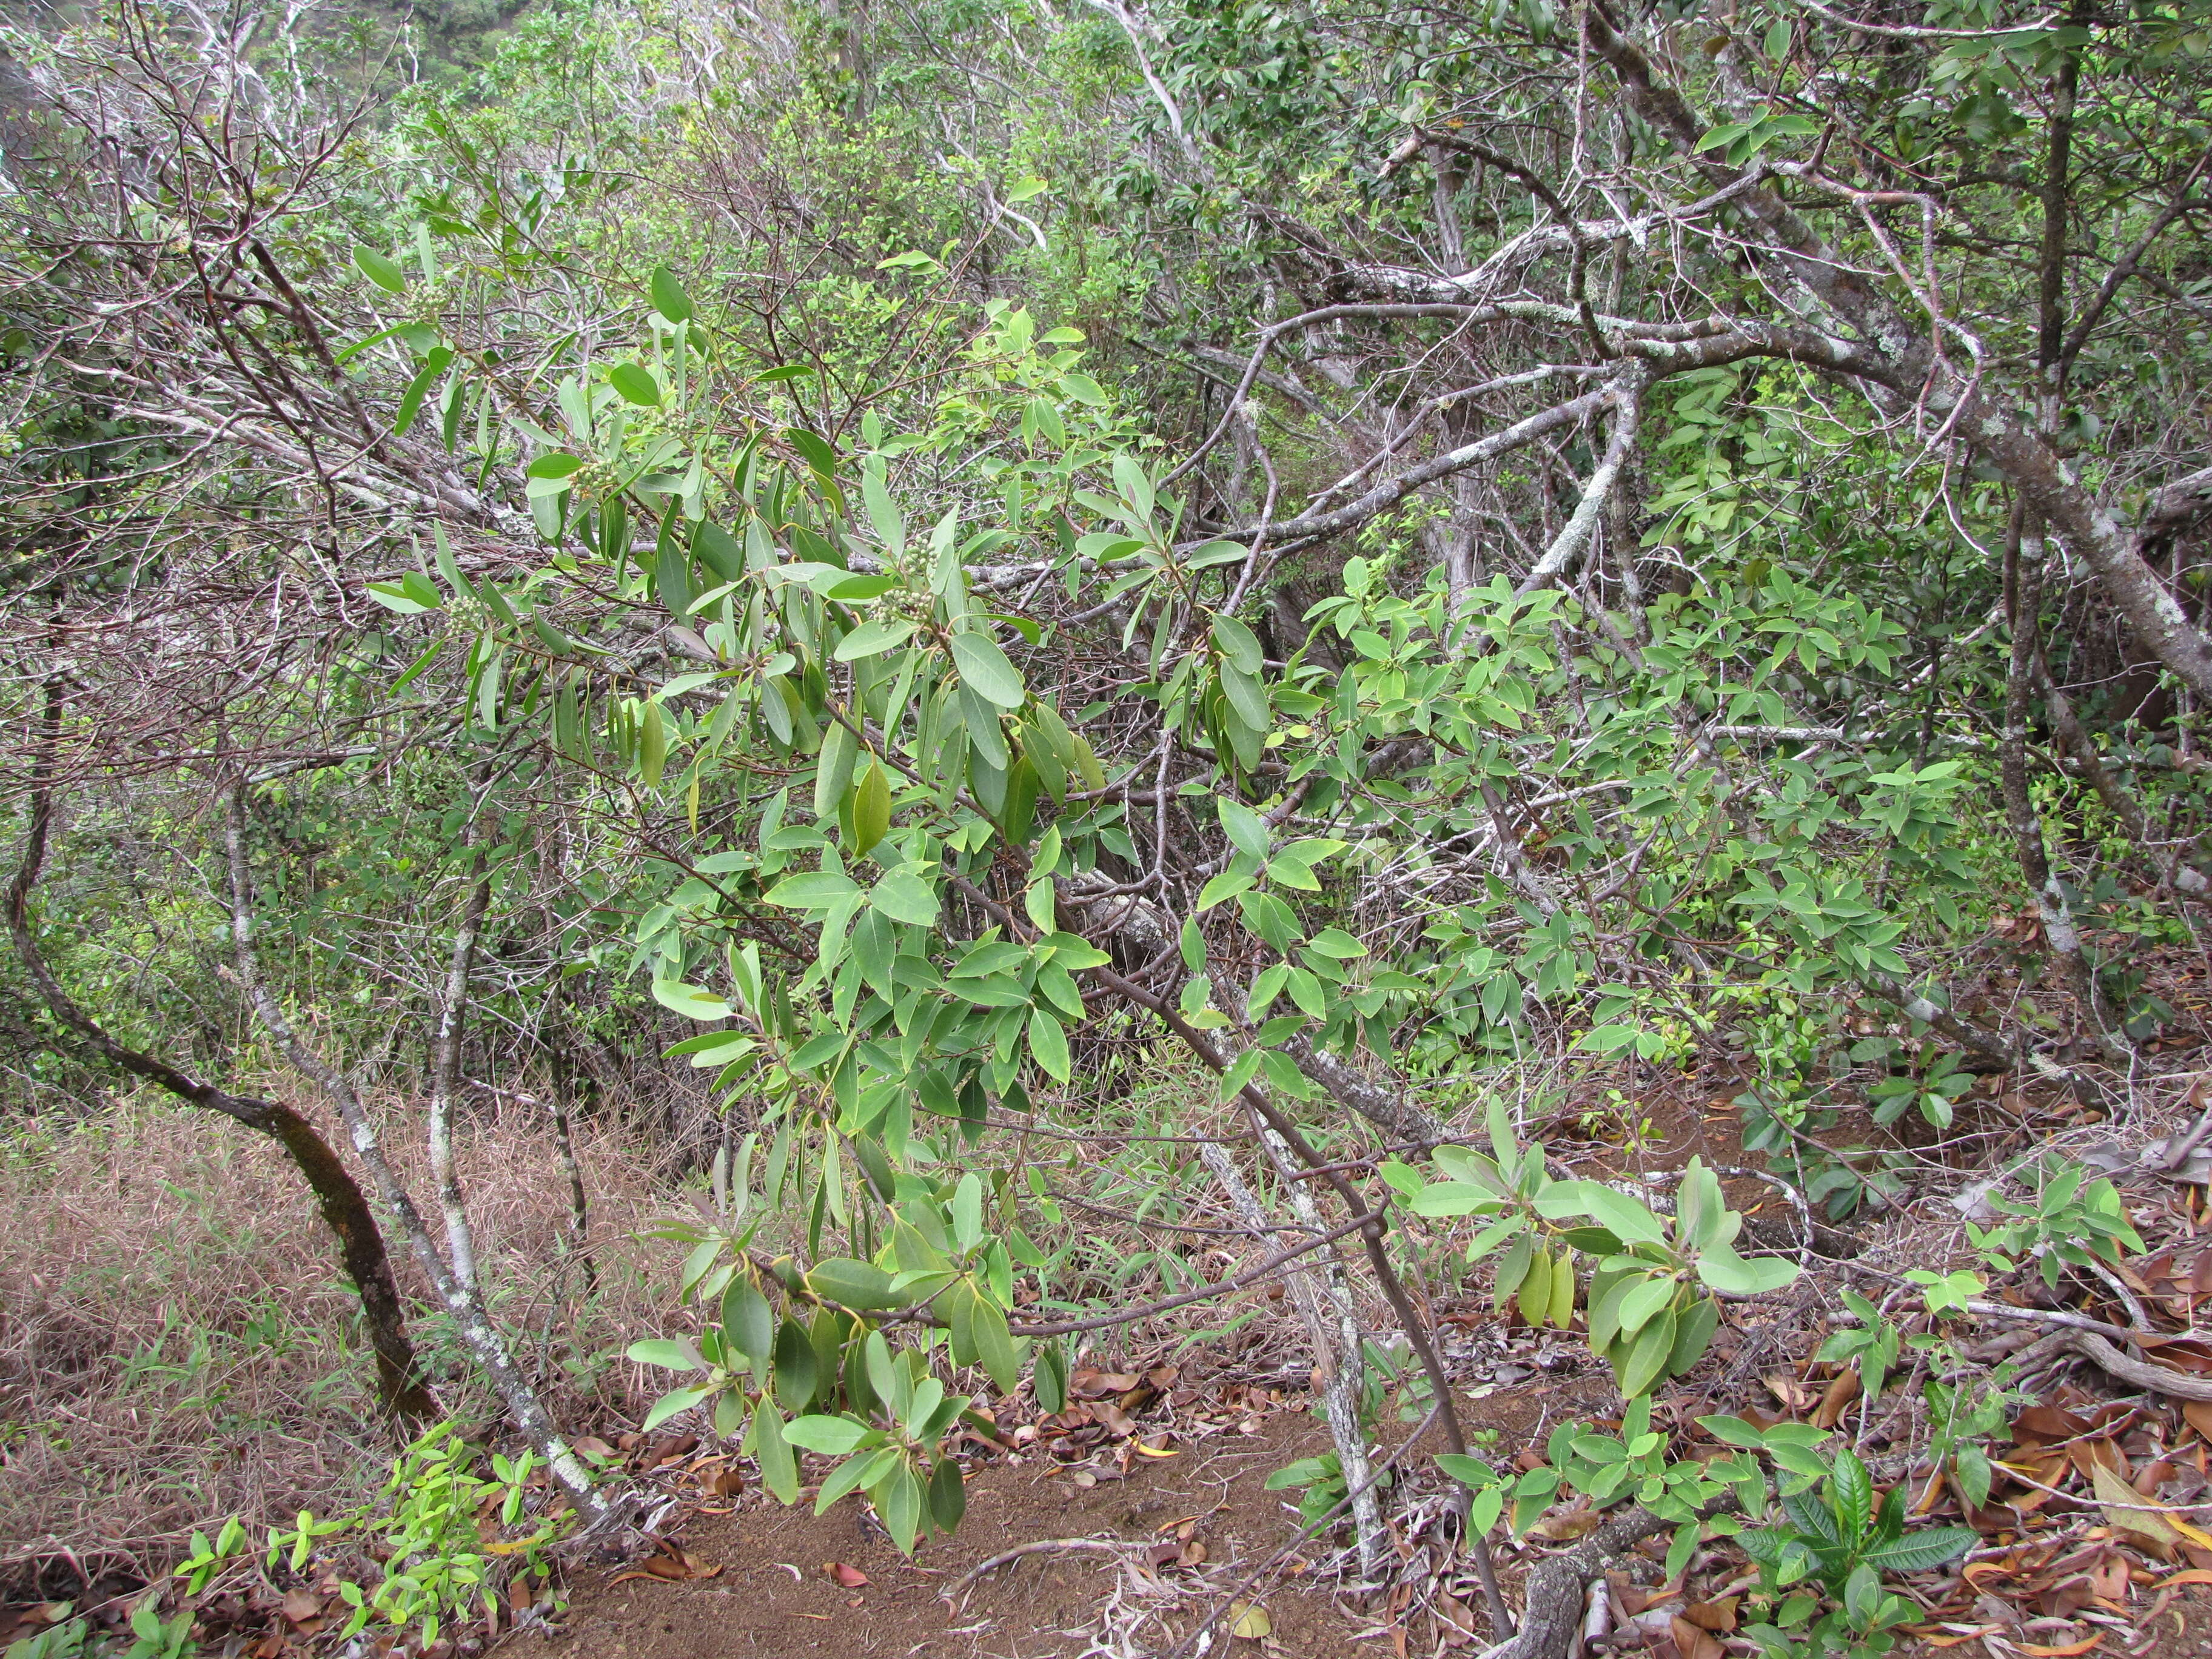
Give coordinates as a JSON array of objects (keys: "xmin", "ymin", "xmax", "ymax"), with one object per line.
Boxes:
[{"xmin": 5, "ymin": 691, "xmax": 434, "ymax": 1426}]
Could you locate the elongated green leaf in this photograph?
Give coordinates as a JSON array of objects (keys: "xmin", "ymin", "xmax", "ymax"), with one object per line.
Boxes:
[
  {"xmin": 815, "ymin": 1444, "xmax": 899, "ymax": 1514},
  {"xmin": 1696, "ymin": 1244, "xmax": 1800, "ymax": 1297},
  {"xmin": 652, "ymin": 979, "xmax": 733, "ymax": 1022},
  {"xmin": 1027, "ymin": 1008, "xmax": 1071, "ymax": 1082},
  {"xmin": 1212, "ymin": 614, "xmax": 1264, "ymax": 675},
  {"xmin": 1612, "ymin": 1275, "xmax": 1674, "ymax": 1338},
  {"xmin": 721, "ymin": 1278, "xmax": 775, "ymax": 1367},
  {"xmin": 1435, "ymin": 1453, "xmax": 1500, "ymax": 1489},
  {"xmin": 928, "ymin": 1455, "xmax": 966, "ymax": 1533},
  {"xmin": 650, "ymin": 266, "xmax": 694, "ymax": 324},
  {"xmin": 1409, "ymin": 1182, "xmax": 1500, "ymax": 1218},
  {"xmin": 870, "ymin": 868, "xmax": 939, "ymax": 925},
  {"xmin": 640, "ymin": 1384, "xmax": 713, "ymax": 1433},
  {"xmin": 880, "ymin": 1459, "xmax": 923, "ymax": 1554},
  {"xmin": 835, "ymin": 619, "xmax": 919, "ymax": 661},
  {"xmin": 609, "ymin": 361, "xmax": 662, "ymax": 406},
  {"xmin": 366, "ymin": 571, "xmax": 443, "ymax": 614},
  {"xmin": 783, "ymin": 1415, "xmax": 874, "ymax": 1455},
  {"xmin": 1861, "ymin": 1527, "xmax": 1976, "ymax": 1575},
  {"xmin": 751, "ymin": 1398, "xmax": 798, "ymax": 1504},
  {"xmin": 805, "ymin": 1256, "xmax": 904, "ymax": 1310},
  {"xmin": 626, "ymin": 1339, "xmax": 703, "ymax": 1372},
  {"xmin": 1533, "ymin": 1181, "xmax": 1669, "ymax": 1244},
  {"xmin": 768, "ymin": 871, "xmax": 862, "ymax": 908},
  {"xmin": 1217, "ymin": 796, "xmax": 1270, "ymax": 861},
  {"xmin": 353, "ymin": 245, "xmax": 407, "ymax": 293},
  {"xmin": 949, "ymin": 631, "xmax": 1026, "ymax": 708},
  {"xmin": 1617, "ymin": 1307, "xmax": 1678, "ymax": 1398},
  {"xmin": 853, "ymin": 762, "xmax": 892, "ymax": 854},
  {"xmin": 971, "ymin": 1293, "xmax": 1021, "ymax": 1393}
]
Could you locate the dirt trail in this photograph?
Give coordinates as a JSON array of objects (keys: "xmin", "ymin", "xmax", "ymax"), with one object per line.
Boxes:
[{"xmin": 540, "ymin": 1415, "xmax": 1353, "ymax": 1659}]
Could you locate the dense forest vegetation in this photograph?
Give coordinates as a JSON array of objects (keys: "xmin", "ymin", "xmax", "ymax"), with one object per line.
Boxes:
[{"xmin": 3, "ymin": 0, "xmax": 2211, "ymax": 1655}]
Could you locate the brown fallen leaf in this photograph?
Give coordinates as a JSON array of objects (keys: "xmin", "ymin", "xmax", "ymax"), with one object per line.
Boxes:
[
  {"xmin": 280, "ymin": 1589, "xmax": 323, "ymax": 1626},
  {"xmin": 646, "ymin": 1433, "xmax": 700, "ymax": 1468},
  {"xmin": 1180, "ymin": 1540, "xmax": 1208, "ymax": 1566},
  {"xmin": 2038, "ymin": 1578, "xmax": 2094, "ymax": 1618},
  {"xmin": 571, "ymin": 1435, "xmax": 617, "ymax": 1460},
  {"xmin": 1763, "ymin": 1372, "xmax": 1814, "ymax": 1414},
  {"xmin": 2184, "ymin": 1401, "xmax": 2212, "ymax": 1447},
  {"xmin": 1070, "ymin": 1369, "xmax": 1141, "ymax": 1398},
  {"xmin": 826, "ymin": 1561, "xmax": 870, "ymax": 1588},
  {"xmin": 1671, "ymin": 1614, "xmax": 1726, "ymax": 1659},
  {"xmin": 1438, "ymin": 1592, "xmax": 1477, "ymax": 1647},
  {"xmin": 1529, "ymin": 1503, "xmax": 1602, "ymax": 1542},
  {"xmin": 2014, "ymin": 1405, "xmax": 2092, "ymax": 1445},
  {"xmin": 2092, "ymin": 1464, "xmax": 2179, "ymax": 1558},
  {"xmin": 2066, "ymin": 1437, "xmax": 2129, "ymax": 1486},
  {"xmin": 609, "ymin": 1544, "xmax": 722, "ymax": 1586},
  {"xmin": 1681, "ymin": 1597, "xmax": 1738, "ymax": 1632},
  {"xmin": 1813, "ymin": 1369, "xmax": 1862, "ymax": 1430}
]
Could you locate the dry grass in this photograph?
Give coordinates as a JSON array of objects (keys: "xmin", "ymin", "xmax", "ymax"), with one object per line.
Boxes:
[{"xmin": 0, "ymin": 1082, "xmax": 675, "ymax": 1596}]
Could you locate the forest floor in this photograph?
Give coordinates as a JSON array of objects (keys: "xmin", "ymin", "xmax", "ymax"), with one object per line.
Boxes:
[{"xmin": 15, "ymin": 945, "xmax": 2212, "ymax": 1655}]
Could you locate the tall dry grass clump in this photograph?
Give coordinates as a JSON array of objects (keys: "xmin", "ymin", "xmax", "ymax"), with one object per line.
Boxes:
[{"xmin": 0, "ymin": 1084, "xmax": 670, "ymax": 1595}]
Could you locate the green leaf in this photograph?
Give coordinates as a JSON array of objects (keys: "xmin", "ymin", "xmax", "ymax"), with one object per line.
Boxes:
[
  {"xmin": 880, "ymin": 1460, "xmax": 923, "ymax": 1554},
  {"xmin": 1219, "ymin": 662, "xmax": 1270, "ymax": 733},
  {"xmin": 1217, "ymin": 796, "xmax": 1270, "ymax": 861},
  {"xmin": 652, "ymin": 979, "xmax": 734, "ymax": 1022},
  {"xmin": 751, "ymin": 1399, "xmax": 799, "ymax": 1504},
  {"xmin": 609, "ymin": 361, "xmax": 662, "ymax": 406},
  {"xmin": 1436, "ymin": 1453, "xmax": 1499, "ymax": 1490},
  {"xmin": 773, "ymin": 1317, "xmax": 820, "ymax": 1410},
  {"xmin": 366, "ymin": 571, "xmax": 443, "ymax": 614},
  {"xmin": 626, "ymin": 1339, "xmax": 703, "ymax": 1372},
  {"xmin": 870, "ymin": 869, "xmax": 939, "ymax": 926},
  {"xmin": 639, "ymin": 1384, "xmax": 712, "ymax": 1433},
  {"xmin": 1212, "ymin": 614, "xmax": 1264, "ymax": 675},
  {"xmin": 1861, "ymin": 1527, "xmax": 1976, "ymax": 1575},
  {"xmin": 805, "ymin": 1257, "xmax": 905, "ymax": 1310},
  {"xmin": 852, "ymin": 763, "xmax": 892, "ymax": 854},
  {"xmin": 1612, "ymin": 1275, "xmax": 1674, "ymax": 1338},
  {"xmin": 786, "ymin": 427, "xmax": 839, "ymax": 477},
  {"xmin": 353, "ymin": 245, "xmax": 407, "ymax": 293},
  {"xmin": 1410, "ymin": 1182, "xmax": 1501, "ymax": 1218},
  {"xmin": 650, "ymin": 265, "xmax": 694, "ymax": 324},
  {"xmin": 1617, "ymin": 1306, "xmax": 1678, "ymax": 1398},
  {"xmin": 949, "ymin": 631, "xmax": 1026, "ymax": 708},
  {"xmin": 1027, "ymin": 1008, "xmax": 1071, "ymax": 1082},
  {"xmin": 928, "ymin": 1456, "xmax": 967, "ymax": 1533},
  {"xmin": 767, "ymin": 871, "xmax": 862, "ymax": 909},
  {"xmin": 721, "ymin": 1278, "xmax": 775, "ymax": 1368},
  {"xmin": 971, "ymin": 1295, "xmax": 1022, "ymax": 1393},
  {"xmin": 783, "ymin": 1415, "xmax": 874, "ymax": 1455},
  {"xmin": 1493, "ymin": 1232, "xmax": 1535, "ymax": 1310},
  {"xmin": 1196, "ymin": 865, "xmax": 1258, "ymax": 911},
  {"xmin": 1533, "ymin": 1181, "xmax": 1668, "ymax": 1244},
  {"xmin": 1696, "ymin": 1415, "xmax": 1773, "ymax": 1449},
  {"xmin": 1696, "ymin": 1244, "xmax": 1800, "ymax": 1297},
  {"xmin": 816, "ymin": 1445, "xmax": 899, "ymax": 1514},
  {"xmin": 835, "ymin": 619, "xmax": 920, "ymax": 661}
]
